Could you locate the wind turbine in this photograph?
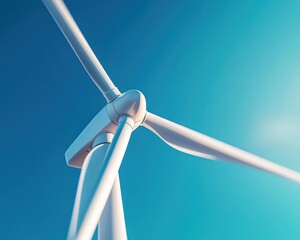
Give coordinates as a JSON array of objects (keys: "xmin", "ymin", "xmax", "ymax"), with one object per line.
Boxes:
[{"xmin": 43, "ymin": 0, "xmax": 300, "ymax": 239}]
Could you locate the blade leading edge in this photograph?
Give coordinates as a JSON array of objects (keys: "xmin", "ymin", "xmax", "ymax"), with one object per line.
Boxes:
[
  {"xmin": 43, "ymin": 0, "xmax": 120, "ymax": 102},
  {"xmin": 143, "ymin": 112, "xmax": 300, "ymax": 184}
]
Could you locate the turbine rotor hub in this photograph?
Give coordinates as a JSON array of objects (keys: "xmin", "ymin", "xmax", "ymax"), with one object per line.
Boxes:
[{"xmin": 107, "ymin": 90, "xmax": 146, "ymax": 130}]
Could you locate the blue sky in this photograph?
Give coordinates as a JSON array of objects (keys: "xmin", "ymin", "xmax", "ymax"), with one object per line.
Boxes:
[{"xmin": 1, "ymin": 0, "xmax": 300, "ymax": 239}]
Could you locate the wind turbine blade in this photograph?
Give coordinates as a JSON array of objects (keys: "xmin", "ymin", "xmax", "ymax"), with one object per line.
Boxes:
[
  {"xmin": 68, "ymin": 116, "xmax": 134, "ymax": 240},
  {"xmin": 142, "ymin": 112, "xmax": 300, "ymax": 184},
  {"xmin": 98, "ymin": 175, "xmax": 127, "ymax": 240},
  {"xmin": 42, "ymin": 0, "xmax": 120, "ymax": 102}
]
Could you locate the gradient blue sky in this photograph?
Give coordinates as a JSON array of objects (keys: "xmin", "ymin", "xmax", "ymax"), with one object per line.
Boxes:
[{"xmin": 1, "ymin": 0, "xmax": 300, "ymax": 239}]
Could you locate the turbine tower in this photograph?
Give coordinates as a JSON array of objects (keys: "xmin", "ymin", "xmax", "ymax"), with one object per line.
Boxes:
[{"xmin": 43, "ymin": 1, "xmax": 300, "ymax": 239}]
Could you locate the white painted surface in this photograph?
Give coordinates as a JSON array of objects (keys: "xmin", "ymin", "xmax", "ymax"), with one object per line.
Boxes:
[
  {"xmin": 143, "ymin": 112, "xmax": 300, "ymax": 184},
  {"xmin": 68, "ymin": 117, "xmax": 133, "ymax": 240},
  {"xmin": 42, "ymin": 0, "xmax": 120, "ymax": 102},
  {"xmin": 98, "ymin": 175, "xmax": 127, "ymax": 240}
]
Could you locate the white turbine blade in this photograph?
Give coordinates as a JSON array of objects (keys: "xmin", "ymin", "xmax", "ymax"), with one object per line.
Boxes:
[
  {"xmin": 42, "ymin": 0, "xmax": 120, "ymax": 102},
  {"xmin": 68, "ymin": 116, "xmax": 134, "ymax": 240},
  {"xmin": 98, "ymin": 175, "xmax": 127, "ymax": 240},
  {"xmin": 143, "ymin": 112, "xmax": 300, "ymax": 184},
  {"xmin": 68, "ymin": 143, "xmax": 109, "ymax": 240}
]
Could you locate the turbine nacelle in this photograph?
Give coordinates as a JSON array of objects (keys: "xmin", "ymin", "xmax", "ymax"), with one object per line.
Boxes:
[{"xmin": 65, "ymin": 89, "xmax": 146, "ymax": 168}]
